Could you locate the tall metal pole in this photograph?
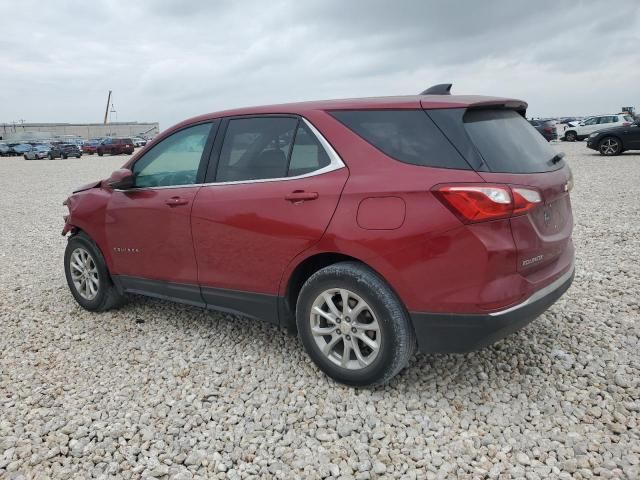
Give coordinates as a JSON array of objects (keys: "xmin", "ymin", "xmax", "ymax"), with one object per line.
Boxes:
[{"xmin": 103, "ymin": 90, "xmax": 112, "ymax": 125}]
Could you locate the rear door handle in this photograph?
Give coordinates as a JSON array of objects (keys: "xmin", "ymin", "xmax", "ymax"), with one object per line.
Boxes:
[
  {"xmin": 165, "ymin": 196, "xmax": 189, "ymax": 207},
  {"xmin": 285, "ymin": 191, "xmax": 319, "ymax": 202}
]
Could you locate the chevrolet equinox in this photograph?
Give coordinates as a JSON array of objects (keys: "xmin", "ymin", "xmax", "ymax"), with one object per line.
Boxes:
[{"xmin": 62, "ymin": 85, "xmax": 575, "ymax": 386}]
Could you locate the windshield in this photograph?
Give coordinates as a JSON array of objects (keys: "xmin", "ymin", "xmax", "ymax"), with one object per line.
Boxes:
[{"xmin": 464, "ymin": 109, "xmax": 563, "ymax": 174}]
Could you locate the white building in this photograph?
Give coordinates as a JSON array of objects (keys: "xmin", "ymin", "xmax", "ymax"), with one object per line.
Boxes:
[{"xmin": 0, "ymin": 121, "xmax": 160, "ymax": 141}]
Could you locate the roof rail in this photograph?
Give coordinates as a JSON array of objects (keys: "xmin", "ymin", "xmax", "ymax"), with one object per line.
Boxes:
[{"xmin": 420, "ymin": 83, "xmax": 452, "ymax": 95}]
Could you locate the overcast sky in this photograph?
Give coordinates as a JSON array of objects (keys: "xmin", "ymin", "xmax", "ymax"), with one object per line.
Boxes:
[{"xmin": 1, "ymin": 0, "xmax": 638, "ymax": 129}]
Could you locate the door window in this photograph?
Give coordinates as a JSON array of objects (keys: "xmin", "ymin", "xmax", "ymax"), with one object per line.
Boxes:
[
  {"xmin": 216, "ymin": 117, "xmax": 298, "ymax": 182},
  {"xmin": 582, "ymin": 118, "xmax": 597, "ymax": 126},
  {"xmin": 132, "ymin": 122, "xmax": 213, "ymax": 188}
]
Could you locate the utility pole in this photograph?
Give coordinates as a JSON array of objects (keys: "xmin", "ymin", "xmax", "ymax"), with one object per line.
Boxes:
[{"xmin": 103, "ymin": 90, "xmax": 112, "ymax": 125}]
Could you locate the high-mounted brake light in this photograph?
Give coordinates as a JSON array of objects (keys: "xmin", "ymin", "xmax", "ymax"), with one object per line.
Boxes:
[{"xmin": 433, "ymin": 184, "xmax": 542, "ymax": 224}]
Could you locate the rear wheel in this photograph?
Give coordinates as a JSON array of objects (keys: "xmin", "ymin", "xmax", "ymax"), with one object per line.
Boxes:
[
  {"xmin": 599, "ymin": 136, "xmax": 622, "ymax": 156},
  {"xmin": 98, "ymin": 150, "xmax": 103, "ymax": 156},
  {"xmin": 64, "ymin": 233, "xmax": 126, "ymax": 311},
  {"xmin": 565, "ymin": 130, "xmax": 577, "ymax": 142},
  {"xmin": 296, "ymin": 261, "xmax": 416, "ymax": 386},
  {"xmin": 62, "ymin": 153, "xmax": 68, "ymax": 159}
]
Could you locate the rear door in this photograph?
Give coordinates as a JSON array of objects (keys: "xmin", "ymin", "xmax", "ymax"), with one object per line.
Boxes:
[
  {"xmin": 579, "ymin": 117, "xmax": 599, "ymax": 135},
  {"xmin": 191, "ymin": 115, "xmax": 348, "ymax": 318},
  {"xmin": 623, "ymin": 124, "xmax": 640, "ymax": 149},
  {"xmin": 456, "ymin": 109, "xmax": 573, "ymax": 275}
]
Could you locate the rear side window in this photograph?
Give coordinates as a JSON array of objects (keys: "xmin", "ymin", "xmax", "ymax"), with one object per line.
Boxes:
[
  {"xmin": 288, "ymin": 123, "xmax": 330, "ymax": 177},
  {"xmin": 330, "ymin": 110, "xmax": 470, "ymax": 169},
  {"xmin": 463, "ymin": 109, "xmax": 561, "ymax": 174}
]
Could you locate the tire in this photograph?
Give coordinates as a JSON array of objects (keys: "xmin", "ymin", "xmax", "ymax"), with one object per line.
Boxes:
[
  {"xmin": 23, "ymin": 155, "xmax": 28, "ymax": 160},
  {"xmin": 599, "ymin": 136, "xmax": 622, "ymax": 156},
  {"xmin": 62, "ymin": 154, "xmax": 68, "ymax": 159},
  {"xmin": 64, "ymin": 232, "xmax": 126, "ymax": 311},
  {"xmin": 565, "ymin": 131, "xmax": 577, "ymax": 142},
  {"xmin": 296, "ymin": 261, "xmax": 416, "ymax": 386},
  {"xmin": 98, "ymin": 150, "xmax": 103, "ymax": 156}
]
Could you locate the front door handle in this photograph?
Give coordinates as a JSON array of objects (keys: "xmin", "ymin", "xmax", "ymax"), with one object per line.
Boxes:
[
  {"xmin": 285, "ymin": 191, "xmax": 319, "ymax": 203},
  {"xmin": 165, "ymin": 196, "xmax": 189, "ymax": 207}
]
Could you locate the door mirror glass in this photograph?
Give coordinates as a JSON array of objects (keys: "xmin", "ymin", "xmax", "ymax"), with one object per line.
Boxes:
[{"xmin": 108, "ymin": 169, "xmax": 134, "ymax": 189}]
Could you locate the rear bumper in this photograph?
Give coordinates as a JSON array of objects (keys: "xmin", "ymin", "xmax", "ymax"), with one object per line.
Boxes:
[{"xmin": 409, "ymin": 263, "xmax": 574, "ymax": 353}]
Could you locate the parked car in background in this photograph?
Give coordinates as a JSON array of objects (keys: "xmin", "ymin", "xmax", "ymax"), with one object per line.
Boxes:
[
  {"xmin": 563, "ymin": 114, "xmax": 634, "ymax": 141},
  {"xmin": 528, "ymin": 119, "xmax": 558, "ymax": 141},
  {"xmin": 132, "ymin": 137, "xmax": 147, "ymax": 147},
  {"xmin": 82, "ymin": 139, "xmax": 102, "ymax": 155},
  {"xmin": 97, "ymin": 137, "xmax": 135, "ymax": 156},
  {"xmin": 24, "ymin": 145, "xmax": 51, "ymax": 160},
  {"xmin": 0, "ymin": 143, "xmax": 11, "ymax": 156},
  {"xmin": 62, "ymin": 88, "xmax": 574, "ymax": 385},
  {"xmin": 49, "ymin": 143, "xmax": 82, "ymax": 159},
  {"xmin": 12, "ymin": 143, "xmax": 34, "ymax": 155},
  {"xmin": 587, "ymin": 119, "xmax": 640, "ymax": 155}
]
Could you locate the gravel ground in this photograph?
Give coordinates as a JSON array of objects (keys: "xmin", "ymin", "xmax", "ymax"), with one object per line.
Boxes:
[{"xmin": 0, "ymin": 143, "xmax": 639, "ymax": 480}]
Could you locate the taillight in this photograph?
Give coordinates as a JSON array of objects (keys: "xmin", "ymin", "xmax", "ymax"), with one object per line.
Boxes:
[
  {"xmin": 433, "ymin": 184, "xmax": 542, "ymax": 224},
  {"xmin": 543, "ymin": 127, "xmax": 553, "ymax": 132},
  {"xmin": 623, "ymin": 122, "xmax": 631, "ymax": 126}
]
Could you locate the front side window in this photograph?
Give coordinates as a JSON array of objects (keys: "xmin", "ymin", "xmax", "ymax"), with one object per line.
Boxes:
[
  {"xmin": 583, "ymin": 117, "xmax": 597, "ymax": 125},
  {"xmin": 216, "ymin": 117, "xmax": 298, "ymax": 182},
  {"xmin": 132, "ymin": 122, "xmax": 213, "ymax": 188}
]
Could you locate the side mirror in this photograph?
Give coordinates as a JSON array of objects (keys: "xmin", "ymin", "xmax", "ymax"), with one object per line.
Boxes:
[{"xmin": 107, "ymin": 169, "xmax": 134, "ymax": 189}]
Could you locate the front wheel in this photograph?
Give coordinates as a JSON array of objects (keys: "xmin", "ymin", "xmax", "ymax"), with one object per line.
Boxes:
[
  {"xmin": 64, "ymin": 233, "xmax": 125, "ymax": 311},
  {"xmin": 296, "ymin": 262, "xmax": 416, "ymax": 386},
  {"xmin": 98, "ymin": 150, "xmax": 103, "ymax": 156},
  {"xmin": 565, "ymin": 131, "xmax": 577, "ymax": 142},
  {"xmin": 599, "ymin": 136, "xmax": 622, "ymax": 156}
]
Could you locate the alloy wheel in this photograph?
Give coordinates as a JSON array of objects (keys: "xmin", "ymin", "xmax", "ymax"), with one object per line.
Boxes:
[
  {"xmin": 69, "ymin": 247, "xmax": 100, "ymax": 300},
  {"xmin": 600, "ymin": 138, "xmax": 619, "ymax": 155},
  {"xmin": 310, "ymin": 288, "xmax": 381, "ymax": 370}
]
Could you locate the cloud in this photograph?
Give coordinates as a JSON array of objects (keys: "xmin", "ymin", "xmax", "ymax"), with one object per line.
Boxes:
[{"xmin": 0, "ymin": 0, "xmax": 638, "ymax": 129}]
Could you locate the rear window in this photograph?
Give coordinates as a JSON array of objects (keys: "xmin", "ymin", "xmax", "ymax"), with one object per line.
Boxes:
[
  {"xmin": 330, "ymin": 110, "xmax": 469, "ymax": 169},
  {"xmin": 463, "ymin": 109, "xmax": 562, "ymax": 173}
]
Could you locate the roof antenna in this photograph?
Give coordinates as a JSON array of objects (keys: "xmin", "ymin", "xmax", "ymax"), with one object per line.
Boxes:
[{"xmin": 420, "ymin": 83, "xmax": 452, "ymax": 95}]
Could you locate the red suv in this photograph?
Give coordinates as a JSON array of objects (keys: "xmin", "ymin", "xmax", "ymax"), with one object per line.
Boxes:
[
  {"xmin": 62, "ymin": 86, "xmax": 574, "ymax": 385},
  {"xmin": 97, "ymin": 137, "xmax": 134, "ymax": 156}
]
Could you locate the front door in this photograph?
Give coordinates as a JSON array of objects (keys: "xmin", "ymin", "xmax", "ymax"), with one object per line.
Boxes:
[
  {"xmin": 191, "ymin": 116, "xmax": 348, "ymax": 322},
  {"xmin": 105, "ymin": 121, "xmax": 216, "ymax": 301}
]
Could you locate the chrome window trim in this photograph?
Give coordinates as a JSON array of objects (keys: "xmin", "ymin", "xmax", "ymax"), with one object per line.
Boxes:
[{"xmin": 116, "ymin": 117, "xmax": 345, "ymax": 192}]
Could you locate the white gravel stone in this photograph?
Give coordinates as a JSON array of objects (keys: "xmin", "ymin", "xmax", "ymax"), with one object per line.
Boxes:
[{"xmin": 0, "ymin": 143, "xmax": 639, "ymax": 478}]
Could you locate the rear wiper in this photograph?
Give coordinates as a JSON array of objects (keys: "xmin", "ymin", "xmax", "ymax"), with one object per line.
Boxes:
[{"xmin": 549, "ymin": 152, "xmax": 565, "ymax": 165}]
